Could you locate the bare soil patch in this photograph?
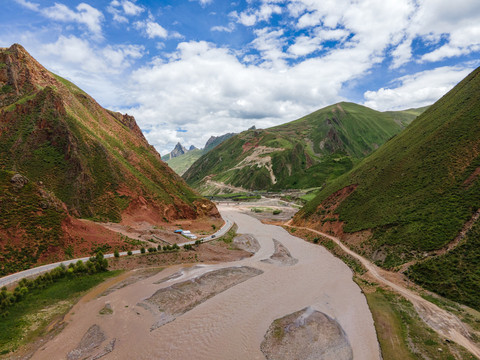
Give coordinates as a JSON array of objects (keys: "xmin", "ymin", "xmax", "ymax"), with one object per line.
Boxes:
[
  {"xmin": 141, "ymin": 266, "xmax": 263, "ymax": 330},
  {"xmin": 66, "ymin": 324, "xmax": 116, "ymax": 360},
  {"xmin": 100, "ymin": 268, "xmax": 164, "ymax": 297},
  {"xmin": 107, "ymin": 241, "xmax": 251, "ymax": 271},
  {"xmin": 261, "ymin": 307, "xmax": 353, "ymax": 360},
  {"xmin": 233, "ymin": 234, "xmax": 260, "ymax": 253},
  {"xmin": 262, "ymin": 239, "xmax": 298, "ymax": 266}
]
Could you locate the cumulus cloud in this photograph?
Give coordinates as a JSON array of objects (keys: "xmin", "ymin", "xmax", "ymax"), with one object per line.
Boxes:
[
  {"xmin": 363, "ymin": 66, "xmax": 474, "ymax": 111},
  {"xmin": 14, "ymin": 0, "xmax": 39, "ymax": 11},
  {"xmin": 231, "ymin": 2, "xmax": 282, "ymax": 27},
  {"xmin": 392, "ymin": 0, "xmax": 480, "ymax": 64},
  {"xmin": 134, "ymin": 20, "xmax": 168, "ymax": 39},
  {"xmin": 122, "ymin": 38, "xmax": 387, "ymax": 151},
  {"xmin": 33, "ymin": 35, "xmax": 144, "ymax": 107},
  {"xmin": 211, "ymin": 23, "xmax": 235, "ymax": 33},
  {"xmin": 14, "ymin": 0, "xmax": 104, "ymax": 38},
  {"xmin": 107, "ymin": 0, "xmax": 144, "ymax": 23}
]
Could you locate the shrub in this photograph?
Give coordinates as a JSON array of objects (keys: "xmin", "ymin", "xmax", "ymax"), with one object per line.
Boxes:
[
  {"xmin": 313, "ymin": 237, "xmax": 320, "ymax": 244},
  {"xmin": 273, "ymin": 209, "xmax": 282, "ymax": 215},
  {"xmin": 140, "ymin": 247, "xmax": 146, "ymax": 254},
  {"xmin": 114, "ymin": 249, "xmax": 120, "ymax": 258},
  {"xmin": 158, "ymin": 244, "xmax": 162, "ymax": 251},
  {"xmin": 127, "ymin": 250, "xmax": 132, "ymax": 256},
  {"xmin": 148, "ymin": 247, "xmax": 155, "ymax": 253}
]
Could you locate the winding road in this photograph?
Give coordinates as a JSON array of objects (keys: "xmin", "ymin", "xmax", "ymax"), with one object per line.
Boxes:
[
  {"xmin": 0, "ymin": 219, "xmax": 233, "ymax": 289},
  {"xmin": 287, "ymin": 224, "xmax": 480, "ymax": 359}
]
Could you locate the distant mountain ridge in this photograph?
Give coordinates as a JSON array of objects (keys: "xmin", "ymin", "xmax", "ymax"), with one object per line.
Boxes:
[
  {"xmin": 0, "ymin": 44, "xmax": 218, "ymax": 275},
  {"xmin": 165, "ymin": 132, "xmax": 236, "ymax": 175},
  {"xmin": 183, "ymin": 102, "xmax": 426, "ymax": 194}
]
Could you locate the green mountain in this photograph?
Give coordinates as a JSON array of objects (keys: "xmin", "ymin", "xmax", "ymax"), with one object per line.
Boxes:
[
  {"xmin": 166, "ymin": 148, "xmax": 204, "ymax": 175},
  {"xmin": 183, "ymin": 102, "xmax": 425, "ymax": 194},
  {"xmin": 166, "ymin": 133, "xmax": 235, "ymax": 175},
  {"xmin": 0, "ymin": 44, "xmax": 218, "ymax": 274},
  {"xmin": 294, "ymin": 67, "xmax": 480, "ymax": 310}
]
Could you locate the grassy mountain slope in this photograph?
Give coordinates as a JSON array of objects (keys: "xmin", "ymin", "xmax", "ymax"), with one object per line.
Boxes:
[
  {"xmin": 184, "ymin": 102, "xmax": 424, "ymax": 194},
  {"xmin": 166, "ymin": 148, "xmax": 204, "ymax": 175},
  {"xmin": 294, "ymin": 67, "xmax": 480, "ymax": 308},
  {"xmin": 166, "ymin": 133, "xmax": 236, "ymax": 175},
  {"xmin": 0, "ymin": 44, "xmax": 218, "ymax": 274}
]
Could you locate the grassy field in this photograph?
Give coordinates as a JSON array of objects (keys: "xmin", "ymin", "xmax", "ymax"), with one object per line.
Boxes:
[
  {"xmin": 296, "ymin": 67, "xmax": 480, "ymax": 309},
  {"xmin": 362, "ymin": 285, "xmax": 476, "ymax": 360},
  {"xmin": 0, "ymin": 270, "xmax": 121, "ymax": 356},
  {"xmin": 184, "ymin": 102, "xmax": 425, "ymax": 194}
]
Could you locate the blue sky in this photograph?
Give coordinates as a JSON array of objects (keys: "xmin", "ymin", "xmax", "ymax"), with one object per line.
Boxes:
[{"xmin": 1, "ymin": 0, "xmax": 480, "ymax": 154}]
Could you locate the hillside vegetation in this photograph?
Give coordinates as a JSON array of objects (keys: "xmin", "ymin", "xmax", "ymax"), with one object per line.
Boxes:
[
  {"xmin": 166, "ymin": 133, "xmax": 235, "ymax": 175},
  {"xmin": 184, "ymin": 102, "xmax": 424, "ymax": 194},
  {"xmin": 294, "ymin": 67, "xmax": 480, "ymax": 308},
  {"xmin": 0, "ymin": 44, "xmax": 218, "ymax": 275}
]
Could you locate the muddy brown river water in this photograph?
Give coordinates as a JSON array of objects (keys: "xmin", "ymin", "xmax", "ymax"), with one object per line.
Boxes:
[{"xmin": 32, "ymin": 206, "xmax": 380, "ymax": 360}]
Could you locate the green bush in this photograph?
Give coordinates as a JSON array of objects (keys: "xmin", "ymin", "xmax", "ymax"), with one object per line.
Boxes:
[
  {"xmin": 140, "ymin": 247, "xmax": 146, "ymax": 254},
  {"xmin": 127, "ymin": 250, "xmax": 132, "ymax": 256},
  {"xmin": 114, "ymin": 249, "xmax": 120, "ymax": 258}
]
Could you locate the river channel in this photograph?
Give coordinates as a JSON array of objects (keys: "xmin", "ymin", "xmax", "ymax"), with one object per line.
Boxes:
[{"xmin": 32, "ymin": 205, "xmax": 380, "ymax": 360}]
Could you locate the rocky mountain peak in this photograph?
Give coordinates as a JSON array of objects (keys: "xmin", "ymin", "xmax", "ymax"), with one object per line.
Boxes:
[{"xmin": 0, "ymin": 44, "xmax": 57, "ymax": 106}]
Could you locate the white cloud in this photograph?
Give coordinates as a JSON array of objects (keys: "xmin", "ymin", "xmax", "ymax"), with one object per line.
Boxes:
[
  {"xmin": 122, "ymin": 39, "xmax": 384, "ymax": 151},
  {"xmin": 14, "ymin": 1, "xmax": 104, "ymax": 38},
  {"xmin": 42, "ymin": 3, "xmax": 104, "ymax": 37},
  {"xmin": 134, "ymin": 20, "xmax": 168, "ymax": 39},
  {"xmin": 33, "ymin": 35, "xmax": 144, "ymax": 106},
  {"xmin": 190, "ymin": 0, "xmax": 213, "ymax": 6},
  {"xmin": 211, "ymin": 23, "xmax": 235, "ymax": 32},
  {"xmin": 287, "ymin": 35, "xmax": 322, "ymax": 57},
  {"xmin": 107, "ymin": 0, "xmax": 144, "ymax": 23},
  {"xmin": 394, "ymin": 0, "xmax": 480, "ymax": 64},
  {"xmin": 121, "ymin": 1, "xmax": 144, "ymax": 16},
  {"xmin": 14, "ymin": 0, "xmax": 39, "ymax": 11},
  {"xmin": 363, "ymin": 66, "xmax": 474, "ymax": 111},
  {"xmin": 231, "ymin": 2, "xmax": 282, "ymax": 27}
]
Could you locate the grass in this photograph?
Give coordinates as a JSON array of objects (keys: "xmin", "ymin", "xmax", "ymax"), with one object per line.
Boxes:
[
  {"xmin": 184, "ymin": 102, "xmax": 425, "ymax": 194},
  {"xmin": 166, "ymin": 148, "xmax": 205, "ymax": 175},
  {"xmin": 296, "ymin": 67, "xmax": 480, "ymax": 308},
  {"xmin": 0, "ymin": 170, "xmax": 66, "ymax": 275},
  {"xmin": 362, "ymin": 286, "xmax": 476, "ymax": 360},
  {"xmin": 0, "ymin": 51, "xmax": 205, "ymax": 231},
  {"xmin": 0, "ymin": 270, "xmax": 121, "ymax": 355},
  {"xmin": 407, "ymin": 220, "xmax": 480, "ymax": 311},
  {"xmin": 218, "ymin": 224, "xmax": 238, "ymax": 246},
  {"xmin": 362, "ymin": 286, "xmax": 416, "ymax": 360}
]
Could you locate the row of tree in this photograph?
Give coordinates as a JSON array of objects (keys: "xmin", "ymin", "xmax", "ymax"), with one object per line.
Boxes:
[{"xmin": 0, "ymin": 252, "xmax": 108, "ymax": 316}]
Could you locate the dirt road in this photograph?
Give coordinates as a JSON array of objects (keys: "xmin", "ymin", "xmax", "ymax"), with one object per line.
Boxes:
[{"xmin": 288, "ymin": 225, "xmax": 480, "ymax": 359}]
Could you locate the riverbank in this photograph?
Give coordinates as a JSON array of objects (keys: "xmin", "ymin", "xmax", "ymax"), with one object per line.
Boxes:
[{"xmin": 27, "ymin": 205, "xmax": 380, "ymax": 359}]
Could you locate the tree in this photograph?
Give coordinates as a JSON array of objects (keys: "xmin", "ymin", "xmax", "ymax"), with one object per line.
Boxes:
[{"xmin": 114, "ymin": 249, "xmax": 120, "ymax": 258}]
